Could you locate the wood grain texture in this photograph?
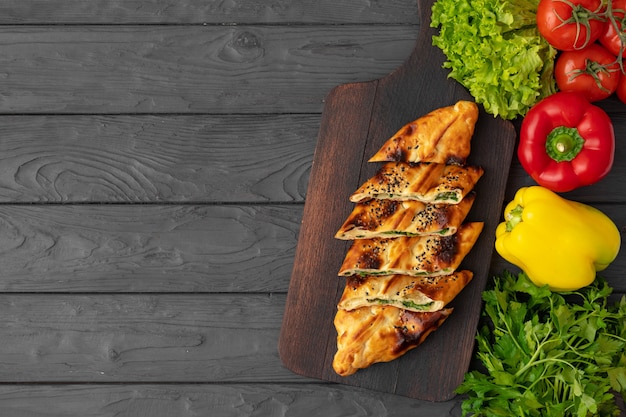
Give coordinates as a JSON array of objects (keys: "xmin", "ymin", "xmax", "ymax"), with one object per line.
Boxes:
[
  {"xmin": 0, "ymin": 0, "xmax": 419, "ymax": 24},
  {"xmin": 0, "ymin": 25, "xmax": 416, "ymax": 114},
  {"xmin": 0, "ymin": 293, "xmax": 300, "ymax": 382},
  {"xmin": 0, "ymin": 115, "xmax": 316, "ymax": 203},
  {"xmin": 0, "ymin": 0, "xmax": 622, "ymax": 414},
  {"xmin": 0, "ymin": 204, "xmax": 300, "ymax": 292},
  {"xmin": 0, "ymin": 384, "xmax": 464, "ymax": 417}
]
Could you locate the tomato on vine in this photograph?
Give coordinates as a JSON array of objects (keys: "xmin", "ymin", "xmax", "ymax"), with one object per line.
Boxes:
[
  {"xmin": 616, "ymin": 70, "xmax": 626, "ymax": 102},
  {"xmin": 537, "ymin": 0, "xmax": 606, "ymax": 50},
  {"xmin": 599, "ymin": 0, "xmax": 626, "ymax": 56},
  {"xmin": 554, "ymin": 43, "xmax": 621, "ymax": 101}
]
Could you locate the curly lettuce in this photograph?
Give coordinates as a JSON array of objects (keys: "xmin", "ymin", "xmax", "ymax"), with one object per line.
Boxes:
[{"xmin": 431, "ymin": 0, "xmax": 557, "ymax": 120}]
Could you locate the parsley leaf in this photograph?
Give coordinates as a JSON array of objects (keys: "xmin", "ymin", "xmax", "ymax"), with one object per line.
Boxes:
[{"xmin": 457, "ymin": 271, "xmax": 626, "ymax": 416}]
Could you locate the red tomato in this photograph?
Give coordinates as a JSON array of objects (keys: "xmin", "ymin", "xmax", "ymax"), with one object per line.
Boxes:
[
  {"xmin": 599, "ymin": 0, "xmax": 626, "ymax": 56},
  {"xmin": 537, "ymin": 0, "xmax": 606, "ymax": 50},
  {"xmin": 554, "ymin": 43, "xmax": 621, "ymax": 102},
  {"xmin": 617, "ymin": 71, "xmax": 626, "ymax": 103}
]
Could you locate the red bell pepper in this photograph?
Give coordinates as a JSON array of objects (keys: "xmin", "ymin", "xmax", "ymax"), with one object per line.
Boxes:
[{"xmin": 518, "ymin": 91, "xmax": 615, "ymax": 192}]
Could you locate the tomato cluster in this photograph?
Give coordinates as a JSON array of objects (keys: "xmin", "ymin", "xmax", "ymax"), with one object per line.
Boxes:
[{"xmin": 537, "ymin": 0, "xmax": 626, "ymax": 103}]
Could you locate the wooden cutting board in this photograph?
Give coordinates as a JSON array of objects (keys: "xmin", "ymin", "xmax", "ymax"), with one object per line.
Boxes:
[{"xmin": 279, "ymin": 0, "xmax": 517, "ymax": 401}]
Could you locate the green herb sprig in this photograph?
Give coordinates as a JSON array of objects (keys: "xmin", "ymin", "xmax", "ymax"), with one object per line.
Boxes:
[{"xmin": 457, "ymin": 271, "xmax": 626, "ymax": 416}]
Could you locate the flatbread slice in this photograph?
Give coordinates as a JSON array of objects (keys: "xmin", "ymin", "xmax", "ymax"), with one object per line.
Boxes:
[
  {"xmin": 335, "ymin": 192, "xmax": 475, "ymax": 240},
  {"xmin": 369, "ymin": 101, "xmax": 479, "ymax": 165},
  {"xmin": 338, "ymin": 222, "xmax": 483, "ymax": 277},
  {"xmin": 337, "ymin": 270, "xmax": 473, "ymax": 313},
  {"xmin": 332, "ymin": 305, "xmax": 452, "ymax": 376},
  {"xmin": 349, "ymin": 162, "xmax": 483, "ymax": 205}
]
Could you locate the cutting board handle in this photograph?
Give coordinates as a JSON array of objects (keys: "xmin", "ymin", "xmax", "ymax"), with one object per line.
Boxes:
[{"xmin": 418, "ymin": 0, "xmax": 437, "ymax": 28}]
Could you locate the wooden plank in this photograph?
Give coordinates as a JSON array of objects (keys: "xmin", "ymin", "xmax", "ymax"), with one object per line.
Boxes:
[
  {"xmin": 0, "ymin": 204, "xmax": 300, "ymax": 293},
  {"xmin": 0, "ymin": 383, "xmax": 463, "ymax": 416},
  {"xmin": 0, "ymin": 293, "xmax": 303, "ymax": 382},
  {"xmin": 0, "ymin": 25, "xmax": 417, "ymax": 114},
  {"xmin": 0, "ymin": 0, "xmax": 419, "ymax": 24},
  {"xmin": 0, "ymin": 114, "xmax": 316, "ymax": 203},
  {"xmin": 1, "ymin": 113, "xmax": 623, "ymax": 204},
  {"xmin": 0, "ymin": 202, "xmax": 622, "ymax": 294}
]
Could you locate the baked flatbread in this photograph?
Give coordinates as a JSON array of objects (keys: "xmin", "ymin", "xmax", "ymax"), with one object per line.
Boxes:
[
  {"xmin": 349, "ymin": 162, "xmax": 483, "ymax": 205},
  {"xmin": 337, "ymin": 270, "xmax": 473, "ymax": 313},
  {"xmin": 332, "ymin": 305, "xmax": 452, "ymax": 376},
  {"xmin": 369, "ymin": 101, "xmax": 478, "ymax": 165},
  {"xmin": 338, "ymin": 222, "xmax": 483, "ymax": 277},
  {"xmin": 335, "ymin": 192, "xmax": 475, "ymax": 240}
]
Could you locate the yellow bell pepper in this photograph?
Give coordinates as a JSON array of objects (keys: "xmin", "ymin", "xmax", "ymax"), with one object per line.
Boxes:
[{"xmin": 495, "ymin": 186, "xmax": 621, "ymax": 291}]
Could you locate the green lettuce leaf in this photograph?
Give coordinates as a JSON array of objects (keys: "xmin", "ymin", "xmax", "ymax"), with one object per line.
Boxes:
[{"xmin": 431, "ymin": 0, "xmax": 556, "ymax": 119}]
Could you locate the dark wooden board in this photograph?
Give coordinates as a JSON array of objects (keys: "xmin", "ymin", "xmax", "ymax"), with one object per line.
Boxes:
[{"xmin": 279, "ymin": 0, "xmax": 517, "ymax": 401}]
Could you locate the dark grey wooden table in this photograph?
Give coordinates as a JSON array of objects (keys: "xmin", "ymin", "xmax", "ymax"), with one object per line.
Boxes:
[{"xmin": 0, "ymin": 1, "xmax": 623, "ymax": 416}]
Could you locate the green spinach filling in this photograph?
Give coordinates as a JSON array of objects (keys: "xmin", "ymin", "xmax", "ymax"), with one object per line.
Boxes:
[
  {"xmin": 367, "ymin": 298, "xmax": 435, "ymax": 310},
  {"xmin": 434, "ymin": 192, "xmax": 459, "ymax": 202}
]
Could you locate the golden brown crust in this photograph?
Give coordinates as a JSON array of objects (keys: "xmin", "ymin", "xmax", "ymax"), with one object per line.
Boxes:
[
  {"xmin": 335, "ymin": 192, "xmax": 476, "ymax": 240},
  {"xmin": 349, "ymin": 162, "xmax": 483, "ymax": 205},
  {"xmin": 338, "ymin": 222, "xmax": 483, "ymax": 277},
  {"xmin": 332, "ymin": 305, "xmax": 452, "ymax": 377},
  {"xmin": 337, "ymin": 270, "xmax": 473, "ymax": 312},
  {"xmin": 368, "ymin": 101, "xmax": 478, "ymax": 165},
  {"xmin": 330, "ymin": 102, "xmax": 485, "ymax": 378}
]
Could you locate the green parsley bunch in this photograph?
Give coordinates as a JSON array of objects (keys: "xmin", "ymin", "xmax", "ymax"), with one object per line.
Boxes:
[{"xmin": 457, "ymin": 271, "xmax": 626, "ymax": 416}]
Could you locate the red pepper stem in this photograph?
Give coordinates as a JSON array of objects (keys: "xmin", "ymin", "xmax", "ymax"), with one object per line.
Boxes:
[{"xmin": 545, "ymin": 126, "xmax": 585, "ymax": 162}]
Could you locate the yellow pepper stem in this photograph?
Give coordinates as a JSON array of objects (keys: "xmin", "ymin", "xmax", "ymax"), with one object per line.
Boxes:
[{"xmin": 505, "ymin": 204, "xmax": 524, "ymax": 232}]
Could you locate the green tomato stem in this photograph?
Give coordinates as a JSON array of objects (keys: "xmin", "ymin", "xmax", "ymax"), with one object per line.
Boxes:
[{"xmin": 554, "ymin": 0, "xmax": 607, "ymax": 50}]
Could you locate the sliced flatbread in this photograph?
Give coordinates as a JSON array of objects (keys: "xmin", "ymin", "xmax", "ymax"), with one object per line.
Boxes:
[
  {"xmin": 338, "ymin": 222, "xmax": 483, "ymax": 277},
  {"xmin": 335, "ymin": 192, "xmax": 475, "ymax": 240},
  {"xmin": 332, "ymin": 305, "xmax": 452, "ymax": 377},
  {"xmin": 337, "ymin": 270, "xmax": 473, "ymax": 313},
  {"xmin": 349, "ymin": 162, "xmax": 483, "ymax": 205},
  {"xmin": 369, "ymin": 101, "xmax": 478, "ymax": 165}
]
